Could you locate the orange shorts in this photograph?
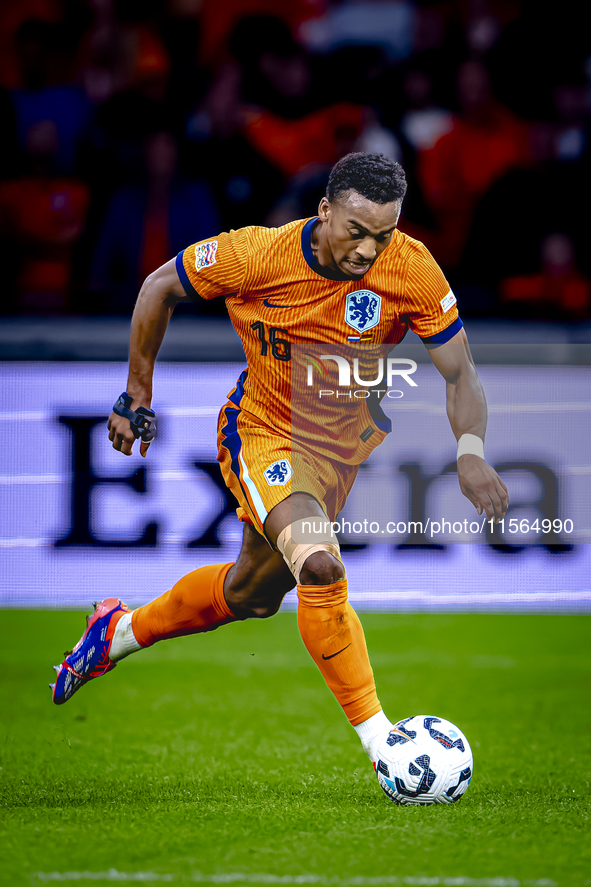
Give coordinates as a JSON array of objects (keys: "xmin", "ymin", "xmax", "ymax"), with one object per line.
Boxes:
[{"xmin": 217, "ymin": 400, "xmax": 359, "ymax": 536}]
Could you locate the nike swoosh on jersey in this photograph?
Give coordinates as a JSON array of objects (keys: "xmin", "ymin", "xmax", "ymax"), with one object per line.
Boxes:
[
  {"xmin": 321, "ymin": 643, "xmax": 352, "ymax": 660},
  {"xmin": 263, "ymin": 298, "xmax": 295, "ymax": 308}
]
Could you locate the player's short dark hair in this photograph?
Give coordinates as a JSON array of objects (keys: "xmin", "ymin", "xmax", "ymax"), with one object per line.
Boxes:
[{"xmin": 326, "ymin": 152, "xmax": 407, "ymax": 205}]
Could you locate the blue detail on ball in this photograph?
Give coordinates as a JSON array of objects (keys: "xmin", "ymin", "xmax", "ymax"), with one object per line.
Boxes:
[
  {"xmin": 396, "ymin": 717, "xmax": 417, "ymax": 736},
  {"xmin": 394, "ymin": 754, "xmax": 437, "ymax": 798},
  {"xmin": 377, "ymin": 760, "xmax": 390, "ymax": 778},
  {"xmin": 445, "ymin": 767, "xmax": 472, "ymax": 801},
  {"xmin": 424, "ymin": 717, "xmax": 465, "ymax": 752},
  {"xmin": 387, "ymin": 733, "xmax": 409, "ymax": 746},
  {"xmin": 387, "ymin": 717, "xmax": 417, "ymax": 746},
  {"xmin": 408, "ymin": 762, "xmax": 421, "ymax": 777}
]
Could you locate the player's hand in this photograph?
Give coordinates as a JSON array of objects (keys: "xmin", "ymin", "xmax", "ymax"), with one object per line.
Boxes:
[
  {"xmin": 457, "ymin": 455, "xmax": 508, "ymax": 522},
  {"xmin": 107, "ymin": 412, "xmax": 152, "ymax": 457}
]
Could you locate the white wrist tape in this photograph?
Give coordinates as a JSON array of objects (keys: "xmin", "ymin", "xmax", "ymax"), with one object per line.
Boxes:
[{"xmin": 457, "ymin": 433, "xmax": 485, "ymax": 460}]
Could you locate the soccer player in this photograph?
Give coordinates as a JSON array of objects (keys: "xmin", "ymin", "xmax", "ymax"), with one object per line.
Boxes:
[{"xmin": 51, "ymin": 153, "xmax": 508, "ymax": 766}]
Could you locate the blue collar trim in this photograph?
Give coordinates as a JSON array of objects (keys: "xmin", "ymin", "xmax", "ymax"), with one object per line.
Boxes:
[{"xmin": 301, "ymin": 217, "xmax": 350, "ymax": 281}]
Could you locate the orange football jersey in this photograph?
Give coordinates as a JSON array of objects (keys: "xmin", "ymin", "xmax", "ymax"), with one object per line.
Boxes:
[{"xmin": 177, "ymin": 218, "xmax": 461, "ymax": 464}]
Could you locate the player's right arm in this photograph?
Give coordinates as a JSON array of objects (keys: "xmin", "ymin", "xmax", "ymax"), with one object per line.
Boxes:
[
  {"xmin": 107, "ymin": 258, "xmax": 192, "ymax": 457},
  {"xmin": 109, "ymin": 230, "xmax": 250, "ymax": 456}
]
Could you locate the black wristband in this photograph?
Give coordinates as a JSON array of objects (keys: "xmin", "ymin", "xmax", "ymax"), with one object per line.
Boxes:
[{"xmin": 112, "ymin": 392, "xmax": 156, "ymax": 442}]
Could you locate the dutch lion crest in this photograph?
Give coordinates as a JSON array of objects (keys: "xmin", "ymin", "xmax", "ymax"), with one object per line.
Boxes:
[
  {"xmin": 345, "ymin": 290, "xmax": 382, "ymax": 332},
  {"xmin": 264, "ymin": 459, "xmax": 293, "ymax": 486}
]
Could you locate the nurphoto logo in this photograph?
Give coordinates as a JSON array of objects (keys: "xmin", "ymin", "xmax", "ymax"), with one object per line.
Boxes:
[{"xmin": 303, "ymin": 355, "xmax": 418, "ymax": 399}]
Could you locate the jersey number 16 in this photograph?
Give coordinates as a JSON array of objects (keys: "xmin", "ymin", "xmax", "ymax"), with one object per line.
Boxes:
[{"xmin": 250, "ymin": 322, "xmax": 291, "ymax": 361}]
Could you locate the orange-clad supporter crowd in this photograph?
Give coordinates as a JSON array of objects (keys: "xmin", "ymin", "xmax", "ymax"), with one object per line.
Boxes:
[{"xmin": 0, "ymin": 0, "xmax": 589, "ymax": 320}]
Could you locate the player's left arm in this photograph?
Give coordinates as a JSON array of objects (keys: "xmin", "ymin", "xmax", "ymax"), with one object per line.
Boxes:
[{"xmin": 427, "ymin": 327, "xmax": 509, "ymax": 521}]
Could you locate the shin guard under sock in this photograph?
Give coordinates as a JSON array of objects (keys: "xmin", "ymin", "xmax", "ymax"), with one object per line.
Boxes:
[
  {"xmin": 297, "ymin": 579, "xmax": 381, "ymax": 726},
  {"xmin": 132, "ymin": 563, "xmax": 235, "ymax": 648}
]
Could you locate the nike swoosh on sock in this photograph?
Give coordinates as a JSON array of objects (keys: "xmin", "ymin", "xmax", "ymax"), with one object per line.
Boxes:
[{"xmin": 321, "ymin": 643, "xmax": 351, "ymax": 660}]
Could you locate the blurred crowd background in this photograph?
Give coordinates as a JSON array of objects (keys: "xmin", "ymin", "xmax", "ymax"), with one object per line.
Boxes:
[{"xmin": 0, "ymin": 0, "xmax": 590, "ymax": 323}]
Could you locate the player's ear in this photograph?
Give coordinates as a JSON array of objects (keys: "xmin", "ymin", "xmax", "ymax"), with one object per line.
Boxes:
[{"xmin": 318, "ymin": 197, "xmax": 330, "ymax": 221}]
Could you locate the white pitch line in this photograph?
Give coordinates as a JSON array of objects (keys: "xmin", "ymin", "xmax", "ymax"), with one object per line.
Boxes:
[
  {"xmin": 2, "ymin": 566, "xmax": 590, "ymax": 602},
  {"xmin": 33, "ymin": 873, "xmax": 559, "ymax": 887},
  {"xmin": 35, "ymin": 875, "xmax": 175, "ymax": 883}
]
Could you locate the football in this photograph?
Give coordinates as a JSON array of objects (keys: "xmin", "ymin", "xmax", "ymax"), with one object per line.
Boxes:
[{"xmin": 375, "ymin": 715, "xmax": 473, "ymax": 805}]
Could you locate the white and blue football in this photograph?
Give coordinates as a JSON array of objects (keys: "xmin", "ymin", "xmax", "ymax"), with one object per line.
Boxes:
[{"xmin": 375, "ymin": 715, "xmax": 473, "ymax": 805}]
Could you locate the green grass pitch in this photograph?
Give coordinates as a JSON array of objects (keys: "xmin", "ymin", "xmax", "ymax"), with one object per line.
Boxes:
[{"xmin": 0, "ymin": 610, "xmax": 589, "ymax": 887}]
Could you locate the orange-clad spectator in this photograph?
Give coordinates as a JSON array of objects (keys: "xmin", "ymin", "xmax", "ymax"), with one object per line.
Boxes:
[
  {"xmin": 188, "ymin": 15, "xmax": 367, "ymax": 209},
  {"xmin": 230, "ymin": 15, "xmax": 366, "ymax": 179},
  {"xmin": 0, "ymin": 120, "xmax": 90, "ymax": 312},
  {"xmin": 243, "ymin": 102, "xmax": 366, "ymax": 179},
  {"xmin": 418, "ymin": 60, "xmax": 531, "ymax": 267},
  {"xmin": 78, "ymin": 2, "xmax": 171, "ymax": 105},
  {"xmin": 500, "ymin": 233, "xmax": 591, "ymax": 321}
]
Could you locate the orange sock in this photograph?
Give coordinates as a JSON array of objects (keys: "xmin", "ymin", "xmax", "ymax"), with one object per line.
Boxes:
[
  {"xmin": 297, "ymin": 579, "xmax": 381, "ymax": 726},
  {"xmin": 132, "ymin": 563, "xmax": 235, "ymax": 648}
]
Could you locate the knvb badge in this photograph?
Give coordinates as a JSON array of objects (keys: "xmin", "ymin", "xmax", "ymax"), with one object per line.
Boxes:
[
  {"xmin": 345, "ymin": 290, "xmax": 382, "ymax": 333},
  {"xmin": 264, "ymin": 459, "xmax": 293, "ymax": 486}
]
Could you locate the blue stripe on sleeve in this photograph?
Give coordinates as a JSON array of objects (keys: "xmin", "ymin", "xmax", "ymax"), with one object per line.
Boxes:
[
  {"xmin": 175, "ymin": 250, "xmax": 199, "ymax": 299},
  {"xmin": 421, "ymin": 317, "xmax": 463, "ymax": 345}
]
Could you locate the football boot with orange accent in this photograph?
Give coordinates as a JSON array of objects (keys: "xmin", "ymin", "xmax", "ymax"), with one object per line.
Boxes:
[{"xmin": 50, "ymin": 599, "xmax": 130, "ymax": 705}]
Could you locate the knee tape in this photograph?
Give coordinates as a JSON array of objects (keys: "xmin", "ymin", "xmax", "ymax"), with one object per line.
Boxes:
[{"xmin": 276, "ymin": 516, "xmax": 343, "ymax": 583}]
